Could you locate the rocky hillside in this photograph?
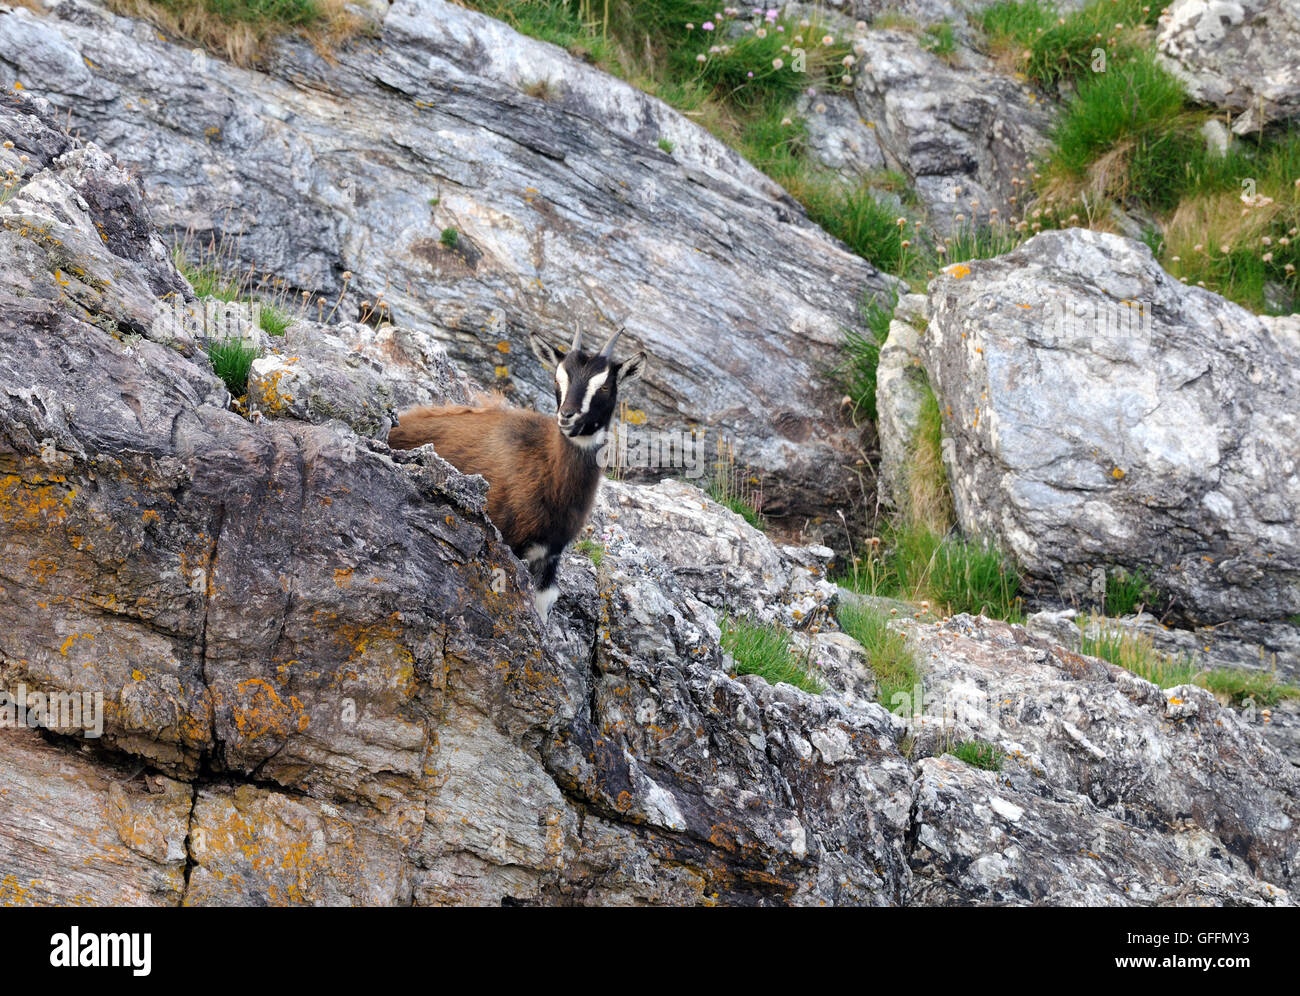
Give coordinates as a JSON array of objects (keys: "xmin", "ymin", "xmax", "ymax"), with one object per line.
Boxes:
[
  {"xmin": 2, "ymin": 81, "xmax": 1298, "ymax": 906},
  {"xmin": 0, "ymin": 0, "xmax": 902, "ymax": 522}
]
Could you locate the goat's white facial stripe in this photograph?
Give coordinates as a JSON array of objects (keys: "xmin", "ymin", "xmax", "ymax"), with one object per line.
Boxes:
[
  {"xmin": 578, "ymin": 368, "xmax": 609, "ymax": 416},
  {"xmin": 555, "ymin": 365, "xmax": 569, "ymax": 399}
]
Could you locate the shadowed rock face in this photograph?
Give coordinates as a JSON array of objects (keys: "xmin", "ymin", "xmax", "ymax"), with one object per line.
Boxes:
[
  {"xmin": 912, "ymin": 229, "xmax": 1300, "ymax": 625},
  {"xmin": 0, "ymin": 0, "xmax": 899, "ymax": 521}
]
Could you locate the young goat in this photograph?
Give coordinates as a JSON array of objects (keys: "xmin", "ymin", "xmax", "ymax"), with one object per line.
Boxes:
[{"xmin": 388, "ymin": 327, "xmax": 647, "ymax": 621}]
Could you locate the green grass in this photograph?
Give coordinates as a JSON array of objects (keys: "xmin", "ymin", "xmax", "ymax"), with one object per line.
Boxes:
[
  {"xmin": 158, "ymin": 0, "xmax": 325, "ymax": 27},
  {"xmin": 930, "ymin": 539, "xmax": 1023, "ymax": 621},
  {"xmin": 720, "ymin": 615, "xmax": 823, "ymax": 694},
  {"xmin": 1199, "ymin": 669, "xmax": 1300, "ymax": 707},
  {"xmin": 207, "ymin": 337, "xmax": 260, "ymax": 397},
  {"xmin": 440, "ymin": 227, "xmax": 459, "ymax": 249},
  {"xmin": 799, "ymin": 181, "xmax": 910, "ymax": 273},
  {"xmin": 109, "ymin": 0, "xmax": 354, "ymax": 67},
  {"xmin": 842, "ymin": 524, "xmax": 1023, "ymax": 622},
  {"xmin": 993, "ymin": 0, "xmax": 1300, "ymax": 313},
  {"xmin": 837, "ymin": 600, "xmax": 920, "ymax": 713},
  {"xmin": 259, "ymin": 305, "xmax": 291, "ymax": 336},
  {"xmin": 979, "ymin": 0, "xmax": 1161, "ymax": 89},
  {"xmin": 574, "ymin": 538, "xmax": 605, "ymax": 567},
  {"xmin": 919, "ymin": 21, "xmax": 956, "ymax": 60},
  {"xmin": 839, "ymin": 289, "xmax": 897, "ymax": 425},
  {"xmin": 657, "ymin": 137, "xmax": 675, "ymax": 154},
  {"xmin": 1080, "ymin": 615, "xmax": 1300, "ymax": 705},
  {"xmin": 1080, "ymin": 617, "xmax": 1199, "ymax": 686},
  {"xmin": 978, "ymin": 0, "xmax": 1055, "ymax": 52},
  {"xmin": 1048, "ymin": 50, "xmax": 1189, "ymax": 179},
  {"xmin": 950, "ymin": 739, "xmax": 1004, "ymax": 771},
  {"xmin": 1104, "ymin": 566, "xmax": 1157, "ymax": 616},
  {"xmin": 182, "ymin": 261, "xmax": 242, "ymax": 302}
]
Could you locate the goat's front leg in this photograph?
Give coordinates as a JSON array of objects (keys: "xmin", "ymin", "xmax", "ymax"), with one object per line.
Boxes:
[{"xmin": 523, "ymin": 544, "xmax": 561, "ymax": 623}]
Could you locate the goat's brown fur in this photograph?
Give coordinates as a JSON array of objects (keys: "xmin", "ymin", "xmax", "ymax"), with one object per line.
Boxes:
[{"xmin": 388, "ymin": 403, "xmax": 602, "ymax": 557}]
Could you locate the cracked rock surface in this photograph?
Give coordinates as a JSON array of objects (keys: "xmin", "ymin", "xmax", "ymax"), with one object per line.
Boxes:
[
  {"xmin": 0, "ymin": 0, "xmax": 896, "ymax": 522},
  {"xmin": 2, "ymin": 68, "xmax": 1298, "ymax": 908}
]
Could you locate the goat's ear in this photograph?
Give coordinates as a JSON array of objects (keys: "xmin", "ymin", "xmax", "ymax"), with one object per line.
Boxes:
[
  {"xmin": 617, "ymin": 351, "xmax": 648, "ymax": 386},
  {"xmin": 529, "ymin": 333, "xmax": 562, "ymax": 371}
]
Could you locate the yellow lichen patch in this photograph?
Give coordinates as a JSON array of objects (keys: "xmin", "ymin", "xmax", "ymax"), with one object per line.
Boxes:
[
  {"xmin": 248, "ymin": 366, "xmax": 294, "ymax": 415},
  {"xmin": 58, "ymin": 633, "xmax": 93, "ymax": 657},
  {"xmin": 945, "ymin": 263, "xmax": 971, "ymax": 279},
  {"xmin": 333, "ymin": 567, "xmax": 354, "ymax": 588},
  {"xmin": 0, "ymin": 473, "xmax": 75, "ymax": 531},
  {"xmin": 226, "ymin": 678, "xmax": 309, "ymax": 742},
  {"xmin": 0, "ymin": 873, "xmax": 34, "ymax": 907},
  {"xmin": 1112, "ymin": 467, "xmax": 1126, "ymax": 480},
  {"xmin": 27, "ymin": 557, "xmax": 57, "ymax": 583},
  {"xmin": 141, "ymin": 509, "xmax": 160, "ymax": 525}
]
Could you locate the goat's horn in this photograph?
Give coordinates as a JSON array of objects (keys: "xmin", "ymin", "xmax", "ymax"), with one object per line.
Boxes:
[
  {"xmin": 598, "ymin": 326, "xmax": 625, "ymax": 358},
  {"xmin": 569, "ymin": 324, "xmax": 582, "ymax": 353}
]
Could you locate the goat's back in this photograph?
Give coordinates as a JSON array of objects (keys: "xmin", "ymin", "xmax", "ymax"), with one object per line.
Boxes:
[{"xmin": 388, "ymin": 403, "xmax": 598, "ymax": 555}]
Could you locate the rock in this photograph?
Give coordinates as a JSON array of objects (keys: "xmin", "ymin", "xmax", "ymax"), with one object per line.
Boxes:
[
  {"xmin": 0, "ymin": 0, "xmax": 897, "ymax": 522},
  {"xmin": 1158, "ymin": 0, "xmax": 1300, "ymax": 135},
  {"xmin": 1200, "ymin": 116, "xmax": 1231, "ymax": 156},
  {"xmin": 852, "ymin": 29, "xmax": 1051, "ymax": 233},
  {"xmin": 921, "ymin": 228, "xmax": 1300, "ymax": 625},
  {"xmin": 0, "ymin": 729, "xmax": 191, "ymax": 906},
  {"xmin": 246, "ymin": 320, "xmax": 475, "ymax": 437},
  {"xmin": 4, "ymin": 17, "xmax": 1299, "ymax": 910},
  {"xmin": 795, "ymin": 92, "xmax": 887, "ymax": 182},
  {"xmin": 911, "ymin": 754, "xmax": 1289, "ymax": 905},
  {"xmin": 0, "ymin": 91, "xmax": 915, "ymax": 905},
  {"xmin": 875, "ymin": 292, "xmax": 930, "ymax": 510},
  {"xmin": 586, "ymin": 478, "xmax": 840, "ymax": 630},
  {"xmin": 903, "ymin": 614, "xmax": 1298, "ymax": 904}
]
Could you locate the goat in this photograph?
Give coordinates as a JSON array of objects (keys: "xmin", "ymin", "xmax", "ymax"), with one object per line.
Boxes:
[{"xmin": 388, "ymin": 326, "xmax": 647, "ymax": 621}]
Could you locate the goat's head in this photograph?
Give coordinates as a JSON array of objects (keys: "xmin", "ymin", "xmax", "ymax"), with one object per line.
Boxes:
[{"xmin": 529, "ymin": 326, "xmax": 647, "ymax": 443}]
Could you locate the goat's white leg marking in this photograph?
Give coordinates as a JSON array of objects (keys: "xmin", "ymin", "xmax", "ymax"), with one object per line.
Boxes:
[
  {"xmin": 534, "ymin": 586, "xmax": 558, "ymax": 622},
  {"xmin": 523, "ymin": 543, "xmax": 548, "ymax": 565}
]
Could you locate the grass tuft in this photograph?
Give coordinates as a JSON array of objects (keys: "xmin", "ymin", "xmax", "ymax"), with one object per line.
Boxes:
[
  {"xmin": 950, "ymin": 739, "xmax": 1004, "ymax": 771},
  {"xmin": 107, "ymin": 0, "xmax": 361, "ymax": 67},
  {"xmin": 720, "ymin": 615, "xmax": 823, "ymax": 693},
  {"xmin": 839, "ymin": 288, "xmax": 897, "ymax": 425},
  {"xmin": 207, "ymin": 337, "xmax": 260, "ymax": 397},
  {"xmin": 574, "ymin": 537, "xmax": 605, "ymax": 567},
  {"xmin": 837, "ymin": 600, "xmax": 919, "ymax": 712},
  {"xmin": 1104, "ymin": 566, "xmax": 1157, "ymax": 616}
]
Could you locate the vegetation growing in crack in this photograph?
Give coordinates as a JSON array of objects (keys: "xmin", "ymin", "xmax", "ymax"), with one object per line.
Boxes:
[
  {"xmin": 720, "ymin": 615, "xmax": 824, "ymax": 694},
  {"xmin": 1079, "ymin": 614, "xmax": 1300, "ymax": 705},
  {"xmin": 836, "ymin": 599, "xmax": 919, "ymax": 713},
  {"xmin": 106, "ymin": 0, "xmax": 364, "ymax": 67},
  {"xmin": 574, "ymin": 537, "xmax": 605, "ymax": 567},
  {"xmin": 950, "ymin": 739, "xmax": 1004, "ymax": 771}
]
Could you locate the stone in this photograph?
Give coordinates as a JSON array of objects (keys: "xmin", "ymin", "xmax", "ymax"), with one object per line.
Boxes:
[
  {"xmin": 921, "ymin": 228, "xmax": 1300, "ymax": 625},
  {"xmin": 1158, "ymin": 0, "xmax": 1300, "ymax": 135}
]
